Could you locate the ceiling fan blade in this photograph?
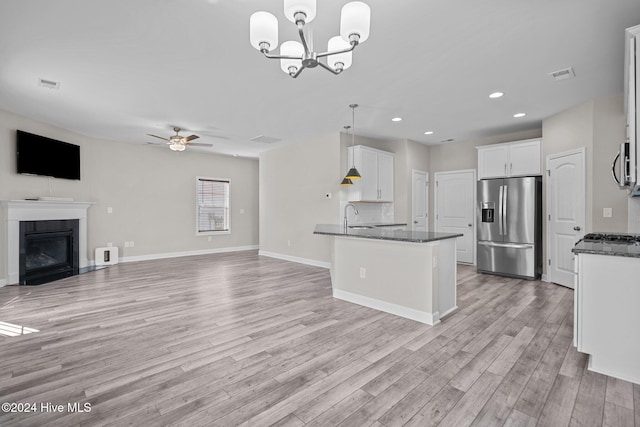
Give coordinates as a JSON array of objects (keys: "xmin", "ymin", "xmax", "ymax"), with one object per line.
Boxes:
[
  {"xmin": 147, "ymin": 133, "xmax": 169, "ymax": 141},
  {"xmin": 185, "ymin": 134, "xmax": 200, "ymax": 142},
  {"xmin": 187, "ymin": 142, "xmax": 213, "ymax": 147},
  {"xmin": 146, "ymin": 141, "xmax": 167, "ymax": 145}
]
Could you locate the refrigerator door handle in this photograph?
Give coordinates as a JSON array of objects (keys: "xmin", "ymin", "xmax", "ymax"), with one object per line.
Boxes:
[
  {"xmin": 503, "ymin": 184, "xmax": 508, "ymax": 236},
  {"xmin": 498, "ymin": 185, "xmax": 504, "ymax": 235},
  {"xmin": 478, "ymin": 241, "xmax": 534, "ymax": 249}
]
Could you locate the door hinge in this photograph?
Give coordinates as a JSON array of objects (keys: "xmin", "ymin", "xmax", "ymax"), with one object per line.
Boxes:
[
  {"xmin": 436, "ymin": 181, "xmax": 439, "ymax": 186},
  {"xmin": 547, "ymin": 170, "xmax": 551, "ymax": 176},
  {"xmin": 548, "ymin": 259, "xmax": 551, "ymax": 266},
  {"xmin": 548, "ymin": 214, "xmax": 551, "ymax": 221}
]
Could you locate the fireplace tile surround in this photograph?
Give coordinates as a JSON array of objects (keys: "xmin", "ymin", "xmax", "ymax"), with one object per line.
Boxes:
[{"xmin": 1, "ymin": 200, "xmax": 93, "ymax": 286}]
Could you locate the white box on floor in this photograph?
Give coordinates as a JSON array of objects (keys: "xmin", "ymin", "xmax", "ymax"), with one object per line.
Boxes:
[{"xmin": 95, "ymin": 247, "xmax": 119, "ymax": 266}]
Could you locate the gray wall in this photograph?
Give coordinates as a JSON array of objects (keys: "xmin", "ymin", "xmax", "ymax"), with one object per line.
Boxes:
[
  {"xmin": 259, "ymin": 133, "xmax": 342, "ymax": 264},
  {"xmin": 0, "ymin": 108, "xmax": 259, "ymax": 280}
]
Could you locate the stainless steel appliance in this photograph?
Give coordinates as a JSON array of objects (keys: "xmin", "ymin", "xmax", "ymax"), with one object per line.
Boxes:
[{"xmin": 477, "ymin": 176, "xmax": 542, "ymax": 279}]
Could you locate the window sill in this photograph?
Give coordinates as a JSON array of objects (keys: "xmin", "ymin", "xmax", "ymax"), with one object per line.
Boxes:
[{"xmin": 197, "ymin": 231, "xmax": 231, "ymax": 236}]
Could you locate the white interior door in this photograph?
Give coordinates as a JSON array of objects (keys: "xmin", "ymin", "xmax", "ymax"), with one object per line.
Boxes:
[
  {"xmin": 547, "ymin": 149, "xmax": 585, "ymax": 288},
  {"xmin": 411, "ymin": 170, "xmax": 428, "ymax": 231},
  {"xmin": 435, "ymin": 170, "xmax": 476, "ymax": 264}
]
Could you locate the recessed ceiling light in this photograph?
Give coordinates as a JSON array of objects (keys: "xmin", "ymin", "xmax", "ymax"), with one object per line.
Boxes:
[
  {"xmin": 392, "ymin": 117, "xmax": 402, "ymax": 122},
  {"xmin": 513, "ymin": 113, "xmax": 526, "ymax": 118},
  {"xmin": 489, "ymin": 92, "xmax": 504, "ymax": 98},
  {"xmin": 424, "ymin": 131, "xmax": 434, "ymax": 135}
]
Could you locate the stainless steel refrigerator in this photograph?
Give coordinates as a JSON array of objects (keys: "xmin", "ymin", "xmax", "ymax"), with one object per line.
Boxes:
[{"xmin": 477, "ymin": 176, "xmax": 542, "ymax": 280}]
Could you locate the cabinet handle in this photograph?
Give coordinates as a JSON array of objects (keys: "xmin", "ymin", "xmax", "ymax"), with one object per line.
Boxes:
[
  {"xmin": 510, "ymin": 163, "xmax": 513, "ymax": 174},
  {"xmin": 504, "ymin": 164, "xmax": 507, "ymax": 175}
]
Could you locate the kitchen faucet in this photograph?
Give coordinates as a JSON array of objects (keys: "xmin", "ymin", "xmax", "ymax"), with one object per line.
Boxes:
[{"xmin": 344, "ymin": 203, "xmax": 358, "ymax": 230}]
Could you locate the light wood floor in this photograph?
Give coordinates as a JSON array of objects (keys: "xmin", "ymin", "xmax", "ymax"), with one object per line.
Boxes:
[{"xmin": 0, "ymin": 250, "xmax": 638, "ymax": 427}]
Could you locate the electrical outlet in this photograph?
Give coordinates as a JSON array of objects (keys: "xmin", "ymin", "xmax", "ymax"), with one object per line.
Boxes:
[
  {"xmin": 107, "ymin": 207, "xmax": 113, "ymax": 214},
  {"xmin": 240, "ymin": 208, "xmax": 245, "ymax": 214},
  {"xmin": 287, "ymin": 240, "xmax": 291, "ymax": 247},
  {"xmin": 208, "ymin": 236, "xmax": 212, "ymax": 242},
  {"xmin": 603, "ymin": 208, "xmax": 612, "ymax": 218},
  {"xmin": 107, "ymin": 242, "xmax": 113, "ymax": 247},
  {"xmin": 130, "ymin": 241, "xmax": 135, "ymax": 248},
  {"xmin": 359, "ymin": 267, "xmax": 366, "ymax": 278}
]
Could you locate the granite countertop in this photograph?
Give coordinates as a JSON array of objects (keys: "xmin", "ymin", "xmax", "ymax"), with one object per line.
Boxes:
[
  {"xmin": 572, "ymin": 240, "xmax": 640, "ymax": 258},
  {"xmin": 353, "ymin": 222, "xmax": 407, "ymax": 227},
  {"xmin": 313, "ymin": 224, "xmax": 462, "ymax": 243}
]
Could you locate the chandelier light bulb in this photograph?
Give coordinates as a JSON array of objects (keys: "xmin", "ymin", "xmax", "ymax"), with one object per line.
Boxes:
[
  {"xmin": 340, "ymin": 1, "xmax": 371, "ymax": 44},
  {"xmin": 327, "ymin": 36, "xmax": 353, "ymax": 71},
  {"xmin": 249, "ymin": 11, "xmax": 279, "ymax": 51},
  {"xmin": 283, "ymin": 0, "xmax": 316, "ymax": 24},
  {"xmin": 280, "ymin": 41, "xmax": 304, "ymax": 75}
]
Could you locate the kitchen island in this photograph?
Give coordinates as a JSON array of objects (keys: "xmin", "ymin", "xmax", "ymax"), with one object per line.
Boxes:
[
  {"xmin": 314, "ymin": 224, "xmax": 462, "ymax": 325},
  {"xmin": 572, "ymin": 235, "xmax": 640, "ymax": 385}
]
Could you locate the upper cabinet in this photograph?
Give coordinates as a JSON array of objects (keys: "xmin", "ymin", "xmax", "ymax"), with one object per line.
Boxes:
[
  {"xmin": 477, "ymin": 139, "xmax": 542, "ymax": 179},
  {"xmin": 348, "ymin": 145, "xmax": 394, "ymax": 202}
]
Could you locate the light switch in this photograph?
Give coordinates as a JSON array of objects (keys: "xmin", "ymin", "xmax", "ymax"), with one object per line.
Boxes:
[
  {"xmin": 107, "ymin": 207, "xmax": 113, "ymax": 214},
  {"xmin": 603, "ymin": 208, "xmax": 612, "ymax": 218}
]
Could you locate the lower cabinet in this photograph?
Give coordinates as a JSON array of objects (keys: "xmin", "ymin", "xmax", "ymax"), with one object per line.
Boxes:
[{"xmin": 574, "ymin": 253, "xmax": 640, "ymax": 384}]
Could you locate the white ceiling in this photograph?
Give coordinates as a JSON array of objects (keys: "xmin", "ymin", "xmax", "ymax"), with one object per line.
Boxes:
[{"xmin": 1, "ymin": 0, "xmax": 639, "ymax": 158}]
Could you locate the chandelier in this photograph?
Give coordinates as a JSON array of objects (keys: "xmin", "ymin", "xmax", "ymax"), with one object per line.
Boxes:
[{"xmin": 249, "ymin": 0, "xmax": 371, "ymax": 78}]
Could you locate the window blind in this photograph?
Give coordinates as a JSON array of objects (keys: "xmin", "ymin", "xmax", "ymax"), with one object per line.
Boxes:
[{"xmin": 197, "ymin": 178, "xmax": 229, "ymax": 233}]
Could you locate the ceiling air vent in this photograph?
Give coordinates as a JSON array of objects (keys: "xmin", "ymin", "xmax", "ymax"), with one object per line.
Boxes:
[
  {"xmin": 548, "ymin": 67, "xmax": 575, "ymax": 81},
  {"xmin": 250, "ymin": 135, "xmax": 281, "ymax": 144},
  {"xmin": 440, "ymin": 138, "xmax": 455, "ymax": 143},
  {"xmin": 38, "ymin": 78, "xmax": 61, "ymax": 89}
]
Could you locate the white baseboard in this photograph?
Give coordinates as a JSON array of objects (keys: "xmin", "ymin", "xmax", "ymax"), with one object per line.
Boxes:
[
  {"xmin": 0, "ymin": 279, "xmax": 6, "ymax": 288},
  {"xmin": 118, "ymin": 245, "xmax": 259, "ymax": 264},
  {"xmin": 258, "ymin": 251, "xmax": 330, "ymax": 269},
  {"xmin": 332, "ymin": 288, "xmax": 440, "ymax": 326},
  {"xmin": 541, "ymin": 273, "xmax": 549, "ymax": 282}
]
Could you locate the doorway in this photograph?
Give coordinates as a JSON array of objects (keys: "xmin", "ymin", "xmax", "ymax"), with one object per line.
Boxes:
[
  {"xmin": 546, "ymin": 148, "xmax": 586, "ymax": 288},
  {"xmin": 434, "ymin": 169, "xmax": 476, "ymax": 264},
  {"xmin": 411, "ymin": 170, "xmax": 428, "ymax": 231}
]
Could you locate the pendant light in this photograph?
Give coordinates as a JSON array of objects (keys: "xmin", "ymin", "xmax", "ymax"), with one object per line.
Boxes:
[
  {"xmin": 341, "ymin": 125, "xmax": 354, "ymax": 186},
  {"xmin": 344, "ymin": 104, "xmax": 361, "ymax": 180}
]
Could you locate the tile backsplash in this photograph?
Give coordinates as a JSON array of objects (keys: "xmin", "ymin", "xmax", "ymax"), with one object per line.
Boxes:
[{"xmin": 340, "ymin": 201, "xmax": 394, "ymax": 224}]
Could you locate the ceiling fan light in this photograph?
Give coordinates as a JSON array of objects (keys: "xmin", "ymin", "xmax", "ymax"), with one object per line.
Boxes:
[
  {"xmin": 345, "ymin": 167, "xmax": 361, "ymax": 180},
  {"xmin": 340, "ymin": 1, "xmax": 370, "ymax": 44},
  {"xmin": 280, "ymin": 40, "xmax": 304, "ymax": 74},
  {"xmin": 327, "ymin": 36, "xmax": 352, "ymax": 71},
  {"xmin": 250, "ymin": 11, "xmax": 279, "ymax": 51},
  {"xmin": 169, "ymin": 142, "xmax": 186, "ymax": 152},
  {"xmin": 283, "ymin": 0, "xmax": 316, "ymax": 24}
]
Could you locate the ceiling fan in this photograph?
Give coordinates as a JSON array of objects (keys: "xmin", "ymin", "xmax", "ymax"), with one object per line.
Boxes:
[{"xmin": 146, "ymin": 127, "xmax": 213, "ymax": 151}]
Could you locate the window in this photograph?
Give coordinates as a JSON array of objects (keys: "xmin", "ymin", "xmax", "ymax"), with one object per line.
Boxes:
[{"xmin": 196, "ymin": 177, "xmax": 230, "ymax": 234}]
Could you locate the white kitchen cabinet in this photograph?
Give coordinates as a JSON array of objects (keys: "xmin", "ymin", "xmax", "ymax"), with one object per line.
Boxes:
[
  {"xmin": 348, "ymin": 146, "xmax": 394, "ymax": 202},
  {"xmin": 476, "ymin": 139, "xmax": 542, "ymax": 179},
  {"xmin": 574, "ymin": 252, "xmax": 640, "ymax": 384}
]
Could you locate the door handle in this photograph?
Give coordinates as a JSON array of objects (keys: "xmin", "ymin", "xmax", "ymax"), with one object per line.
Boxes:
[
  {"xmin": 573, "ymin": 226, "xmax": 581, "ymax": 231},
  {"xmin": 468, "ymin": 223, "xmax": 472, "ymax": 227},
  {"xmin": 414, "ymin": 221, "xmax": 418, "ymax": 224}
]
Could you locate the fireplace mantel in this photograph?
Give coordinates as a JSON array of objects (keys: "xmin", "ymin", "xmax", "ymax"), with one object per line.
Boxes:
[{"xmin": 2, "ymin": 200, "xmax": 94, "ymax": 286}]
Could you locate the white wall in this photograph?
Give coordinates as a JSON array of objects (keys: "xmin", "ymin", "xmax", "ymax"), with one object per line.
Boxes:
[{"xmin": 0, "ymin": 108, "xmax": 259, "ymax": 279}]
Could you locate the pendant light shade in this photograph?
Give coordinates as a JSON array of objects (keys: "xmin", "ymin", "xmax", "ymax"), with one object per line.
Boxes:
[
  {"xmin": 340, "ymin": 1, "xmax": 371, "ymax": 43},
  {"xmin": 341, "ymin": 177, "xmax": 354, "ymax": 186},
  {"xmin": 327, "ymin": 36, "xmax": 353, "ymax": 72},
  {"xmin": 250, "ymin": 11, "xmax": 279, "ymax": 51},
  {"xmin": 280, "ymin": 41, "xmax": 304, "ymax": 74},
  {"xmin": 284, "ymin": 0, "xmax": 316, "ymax": 23},
  {"xmin": 345, "ymin": 167, "xmax": 361, "ymax": 180}
]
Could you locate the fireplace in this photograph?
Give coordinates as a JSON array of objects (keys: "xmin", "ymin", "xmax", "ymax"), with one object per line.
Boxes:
[{"xmin": 19, "ymin": 220, "xmax": 80, "ymax": 285}]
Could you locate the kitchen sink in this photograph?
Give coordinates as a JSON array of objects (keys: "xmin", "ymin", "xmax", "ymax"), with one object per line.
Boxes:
[{"xmin": 348, "ymin": 225, "xmax": 374, "ymax": 230}]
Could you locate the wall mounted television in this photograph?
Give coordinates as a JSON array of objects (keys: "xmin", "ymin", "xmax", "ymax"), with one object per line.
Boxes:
[{"xmin": 16, "ymin": 130, "xmax": 81, "ymax": 180}]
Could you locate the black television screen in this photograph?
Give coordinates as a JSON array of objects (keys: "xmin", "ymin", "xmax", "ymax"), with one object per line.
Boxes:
[{"xmin": 16, "ymin": 130, "xmax": 81, "ymax": 180}]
